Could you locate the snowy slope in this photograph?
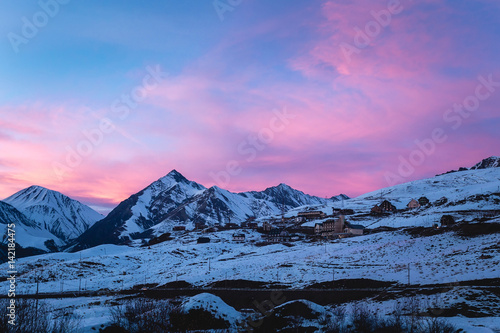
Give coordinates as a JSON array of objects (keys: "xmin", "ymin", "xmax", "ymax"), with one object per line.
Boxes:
[
  {"xmin": 320, "ymin": 157, "xmax": 500, "ymax": 229},
  {"xmin": 3, "ymin": 186, "xmax": 103, "ymax": 242},
  {"xmin": 2, "ymin": 228, "xmax": 498, "ymax": 293},
  {"xmin": 0, "ymin": 201, "xmax": 63, "ymax": 252}
]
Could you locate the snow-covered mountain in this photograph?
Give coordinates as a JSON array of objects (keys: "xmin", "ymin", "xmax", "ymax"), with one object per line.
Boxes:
[
  {"xmin": 0, "ymin": 201, "xmax": 62, "ymax": 258},
  {"xmin": 3, "ymin": 186, "xmax": 103, "ymax": 242},
  {"xmin": 470, "ymin": 156, "xmax": 500, "ymax": 170},
  {"xmin": 73, "ymin": 170, "xmax": 343, "ymax": 249}
]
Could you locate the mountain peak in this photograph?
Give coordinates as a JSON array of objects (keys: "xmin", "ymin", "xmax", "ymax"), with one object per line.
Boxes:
[
  {"xmin": 162, "ymin": 169, "xmax": 187, "ymax": 182},
  {"xmin": 167, "ymin": 169, "xmax": 182, "ymax": 176},
  {"xmin": 26, "ymin": 185, "xmax": 48, "ymax": 191},
  {"xmin": 264, "ymin": 183, "xmax": 293, "ymax": 192},
  {"xmin": 471, "ymin": 156, "xmax": 500, "ymax": 170}
]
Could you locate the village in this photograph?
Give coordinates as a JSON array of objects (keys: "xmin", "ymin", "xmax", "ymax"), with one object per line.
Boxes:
[{"xmin": 165, "ymin": 196, "xmax": 461, "ymax": 245}]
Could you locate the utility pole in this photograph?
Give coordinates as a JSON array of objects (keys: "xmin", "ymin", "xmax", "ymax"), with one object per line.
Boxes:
[
  {"xmin": 407, "ymin": 263, "xmax": 411, "ymax": 286},
  {"xmin": 79, "ymin": 278, "xmax": 82, "ymax": 294},
  {"xmin": 35, "ymin": 275, "xmax": 39, "ymax": 326}
]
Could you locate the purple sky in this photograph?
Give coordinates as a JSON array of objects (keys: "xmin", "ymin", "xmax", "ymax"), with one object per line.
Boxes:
[{"xmin": 1, "ymin": 0, "xmax": 499, "ymax": 214}]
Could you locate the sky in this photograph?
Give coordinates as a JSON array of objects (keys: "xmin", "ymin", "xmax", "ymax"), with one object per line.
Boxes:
[{"xmin": 1, "ymin": 0, "xmax": 499, "ymax": 214}]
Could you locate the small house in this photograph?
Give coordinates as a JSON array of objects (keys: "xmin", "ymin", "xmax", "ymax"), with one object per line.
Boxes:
[
  {"xmin": 332, "ymin": 207, "xmax": 341, "ymax": 216},
  {"xmin": 371, "ymin": 205, "xmax": 382, "ymax": 214},
  {"xmin": 263, "ymin": 221, "xmax": 272, "ymax": 232},
  {"xmin": 194, "ymin": 222, "xmax": 207, "ymax": 230},
  {"xmin": 233, "ymin": 233, "xmax": 245, "ymax": 242},
  {"xmin": 418, "ymin": 197, "xmax": 430, "ymax": 206},
  {"xmin": 379, "ymin": 200, "xmax": 397, "ymax": 213},
  {"xmin": 197, "ymin": 237, "xmax": 210, "ymax": 244},
  {"xmin": 440, "ymin": 215, "xmax": 455, "ymax": 227},
  {"xmin": 173, "ymin": 226, "xmax": 186, "ymax": 231},
  {"xmin": 267, "ymin": 229, "xmax": 291, "ymax": 243},
  {"xmin": 344, "ymin": 222, "xmax": 365, "ymax": 236},
  {"xmin": 297, "ymin": 211, "xmax": 326, "ymax": 221},
  {"xmin": 407, "ymin": 199, "xmax": 420, "ymax": 210},
  {"xmin": 339, "ymin": 209, "xmax": 355, "ymax": 215},
  {"xmin": 248, "ymin": 222, "xmax": 258, "ymax": 229}
]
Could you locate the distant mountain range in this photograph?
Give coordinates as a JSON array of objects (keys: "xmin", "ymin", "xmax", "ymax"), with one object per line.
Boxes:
[
  {"xmin": 1, "ymin": 156, "xmax": 498, "ymax": 258},
  {"xmin": 72, "ymin": 170, "xmax": 347, "ymax": 250}
]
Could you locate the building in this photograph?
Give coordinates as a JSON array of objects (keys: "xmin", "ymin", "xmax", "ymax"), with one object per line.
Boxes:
[
  {"xmin": 372, "ymin": 200, "xmax": 397, "ymax": 214},
  {"xmin": 418, "ymin": 197, "xmax": 430, "ymax": 206},
  {"xmin": 297, "ymin": 211, "xmax": 326, "ymax": 221},
  {"xmin": 322, "ymin": 219, "xmax": 336, "ymax": 233},
  {"xmin": 380, "ymin": 200, "xmax": 397, "ymax": 212},
  {"xmin": 173, "ymin": 226, "xmax": 186, "ymax": 231},
  {"xmin": 197, "ymin": 237, "xmax": 210, "ymax": 244},
  {"xmin": 344, "ymin": 222, "xmax": 365, "ymax": 236},
  {"xmin": 263, "ymin": 221, "xmax": 272, "ymax": 232},
  {"xmin": 194, "ymin": 222, "xmax": 207, "ymax": 230},
  {"xmin": 266, "ymin": 229, "xmax": 291, "ymax": 243},
  {"xmin": 440, "ymin": 215, "xmax": 455, "ymax": 227},
  {"xmin": 371, "ymin": 205, "xmax": 382, "ymax": 214},
  {"xmin": 295, "ymin": 216, "xmax": 305, "ymax": 223},
  {"xmin": 248, "ymin": 222, "xmax": 258, "ymax": 229},
  {"xmin": 314, "ymin": 216, "xmax": 347, "ymax": 237},
  {"xmin": 233, "ymin": 233, "xmax": 245, "ymax": 242},
  {"xmin": 407, "ymin": 199, "xmax": 421, "ymax": 210},
  {"xmin": 332, "ymin": 207, "xmax": 341, "ymax": 216}
]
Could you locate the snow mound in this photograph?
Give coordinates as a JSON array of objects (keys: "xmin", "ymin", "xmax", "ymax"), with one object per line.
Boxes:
[{"xmin": 182, "ymin": 293, "xmax": 242, "ymax": 323}]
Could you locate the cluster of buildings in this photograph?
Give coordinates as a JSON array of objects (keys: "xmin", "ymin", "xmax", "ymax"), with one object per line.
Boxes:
[
  {"xmin": 260, "ymin": 207, "xmax": 366, "ymax": 243},
  {"xmin": 313, "ymin": 215, "xmax": 364, "ymax": 237},
  {"xmin": 187, "ymin": 195, "xmax": 451, "ymax": 245},
  {"xmin": 371, "ymin": 197, "xmax": 430, "ymax": 215}
]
